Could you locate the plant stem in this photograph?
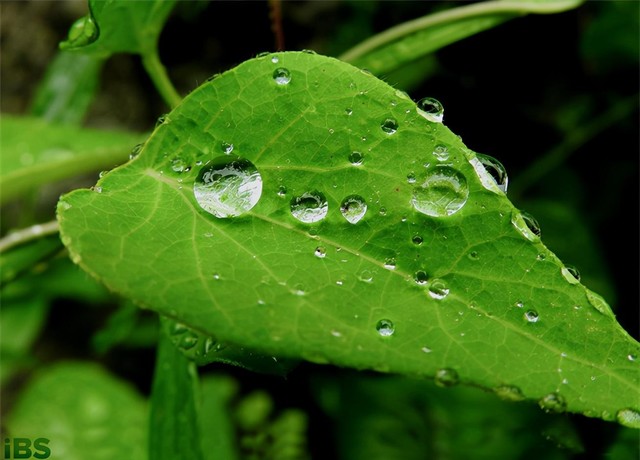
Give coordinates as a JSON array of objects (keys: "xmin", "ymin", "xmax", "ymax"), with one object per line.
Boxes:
[
  {"xmin": 0, "ymin": 220, "xmax": 60, "ymax": 253},
  {"xmin": 142, "ymin": 49, "xmax": 181, "ymax": 109}
]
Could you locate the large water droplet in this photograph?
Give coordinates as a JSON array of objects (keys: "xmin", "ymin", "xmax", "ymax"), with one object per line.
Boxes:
[
  {"xmin": 494, "ymin": 385, "xmax": 525, "ymax": 402},
  {"xmin": 511, "ymin": 210, "xmax": 541, "ymax": 242},
  {"xmin": 376, "ymin": 319, "xmax": 395, "ymax": 337},
  {"xmin": 193, "ymin": 155, "xmax": 262, "ymax": 218},
  {"xmin": 380, "ymin": 118, "xmax": 398, "ymax": 135},
  {"xmin": 348, "ymin": 151, "xmax": 364, "ymax": 165},
  {"xmin": 538, "ymin": 393, "xmax": 567, "ymax": 413},
  {"xmin": 561, "ymin": 265, "xmax": 581, "ymax": 284},
  {"xmin": 616, "ymin": 408, "xmax": 640, "ymax": 428},
  {"xmin": 290, "ymin": 191, "xmax": 328, "ymax": 223},
  {"xmin": 416, "ymin": 97, "xmax": 444, "ymax": 123},
  {"xmin": 435, "ymin": 368, "xmax": 459, "ymax": 387},
  {"xmin": 524, "ymin": 310, "xmax": 539, "ymax": 323},
  {"xmin": 273, "ymin": 68, "xmax": 291, "ymax": 85},
  {"xmin": 469, "ymin": 153, "xmax": 508, "ymax": 193},
  {"xmin": 428, "ymin": 279, "xmax": 449, "ymax": 300},
  {"xmin": 340, "ymin": 195, "xmax": 367, "ymax": 224},
  {"xmin": 411, "ymin": 166, "xmax": 469, "ymax": 217}
]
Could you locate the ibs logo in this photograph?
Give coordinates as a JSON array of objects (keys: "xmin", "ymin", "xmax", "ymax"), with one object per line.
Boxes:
[{"xmin": 3, "ymin": 438, "xmax": 51, "ymax": 459}]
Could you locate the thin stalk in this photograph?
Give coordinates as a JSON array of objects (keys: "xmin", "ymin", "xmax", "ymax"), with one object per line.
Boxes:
[
  {"xmin": 142, "ymin": 48, "xmax": 182, "ymax": 109},
  {"xmin": 0, "ymin": 220, "xmax": 60, "ymax": 253}
]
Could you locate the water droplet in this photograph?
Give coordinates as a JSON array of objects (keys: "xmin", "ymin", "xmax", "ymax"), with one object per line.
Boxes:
[
  {"xmin": 411, "ymin": 166, "xmax": 469, "ymax": 217},
  {"xmin": 468, "ymin": 251, "xmax": 479, "ymax": 260},
  {"xmin": 98, "ymin": 170, "xmax": 109, "ymax": 178},
  {"xmin": 524, "ymin": 310, "xmax": 539, "ymax": 322},
  {"xmin": 273, "ymin": 67, "xmax": 291, "ymax": 85},
  {"xmin": 193, "ymin": 155, "xmax": 263, "ymax": 218},
  {"xmin": 628, "ymin": 354, "xmax": 637, "ymax": 362},
  {"xmin": 171, "ymin": 158, "xmax": 190, "ymax": 173},
  {"xmin": 290, "ymin": 191, "xmax": 328, "ymax": 223},
  {"xmin": 277, "ymin": 185, "xmax": 287, "ymax": 197},
  {"xmin": 421, "ymin": 346, "xmax": 432, "ymax": 354},
  {"xmin": 536, "ymin": 253, "xmax": 546, "ymax": 261},
  {"xmin": 340, "ymin": 195, "xmax": 367, "ymax": 224},
  {"xmin": 538, "ymin": 393, "xmax": 566, "ymax": 413},
  {"xmin": 515, "ymin": 300, "xmax": 524, "ymax": 308},
  {"xmin": 494, "ymin": 385, "xmax": 525, "ymax": 402},
  {"xmin": 129, "ymin": 143, "xmax": 143, "ymax": 160},
  {"xmin": 414, "ymin": 270, "xmax": 428, "ymax": 285},
  {"xmin": 271, "ymin": 56, "xmax": 279, "ymax": 63},
  {"xmin": 434, "ymin": 368, "xmax": 459, "ymax": 387},
  {"xmin": 412, "ymin": 235, "xmax": 423, "ymax": 245},
  {"xmin": 511, "ymin": 210, "xmax": 541, "ymax": 242},
  {"xmin": 349, "ymin": 151, "xmax": 364, "ymax": 165},
  {"xmin": 179, "ymin": 331, "xmax": 199, "ymax": 350},
  {"xmin": 91, "ymin": 186, "xmax": 103, "ymax": 193},
  {"xmin": 616, "ymin": 408, "xmax": 640, "ymax": 428},
  {"xmin": 63, "ymin": 15, "xmax": 99, "ymax": 48},
  {"xmin": 379, "ymin": 207, "xmax": 387, "ymax": 216},
  {"xmin": 221, "ymin": 142, "xmax": 234, "ymax": 154},
  {"xmin": 359, "ymin": 270, "xmax": 373, "ymax": 283},
  {"xmin": 155, "ymin": 115, "xmax": 167, "ymax": 128},
  {"xmin": 314, "ymin": 246, "xmax": 326, "ymax": 258},
  {"xmin": 416, "ymin": 97, "xmax": 444, "ymax": 123},
  {"xmin": 383, "ymin": 258, "xmax": 397, "ymax": 270},
  {"xmin": 380, "ymin": 118, "xmax": 398, "ymax": 135},
  {"xmin": 345, "ymin": 108, "xmax": 353, "ymax": 116},
  {"xmin": 406, "ymin": 173, "xmax": 416, "ymax": 183},
  {"xmin": 586, "ymin": 290, "xmax": 614, "ymax": 317},
  {"xmin": 432, "ymin": 144, "xmax": 449, "ymax": 161},
  {"xmin": 471, "ymin": 153, "xmax": 509, "ymax": 193},
  {"xmin": 428, "ymin": 278, "xmax": 449, "ymax": 300},
  {"xmin": 561, "ymin": 265, "xmax": 581, "ymax": 284},
  {"xmin": 376, "ymin": 319, "xmax": 395, "ymax": 337}
]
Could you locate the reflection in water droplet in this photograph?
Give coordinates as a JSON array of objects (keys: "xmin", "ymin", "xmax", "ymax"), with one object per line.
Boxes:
[
  {"xmin": 538, "ymin": 393, "xmax": 567, "ymax": 413},
  {"xmin": 221, "ymin": 142, "xmax": 234, "ymax": 154},
  {"xmin": 314, "ymin": 246, "xmax": 326, "ymax": 258},
  {"xmin": 494, "ymin": 385, "xmax": 525, "ymax": 402},
  {"xmin": 277, "ymin": 185, "xmax": 287, "ymax": 197},
  {"xmin": 432, "ymin": 144, "xmax": 449, "ymax": 161},
  {"xmin": 383, "ymin": 258, "xmax": 397, "ymax": 270},
  {"xmin": 376, "ymin": 319, "xmax": 395, "ymax": 337},
  {"xmin": 428, "ymin": 279, "xmax": 449, "ymax": 299},
  {"xmin": 511, "ymin": 210, "xmax": 541, "ymax": 242},
  {"xmin": 340, "ymin": 195, "xmax": 367, "ymax": 224},
  {"xmin": 171, "ymin": 158, "xmax": 190, "ymax": 173},
  {"xmin": 349, "ymin": 151, "xmax": 364, "ymax": 165},
  {"xmin": 472, "ymin": 153, "xmax": 509, "ymax": 193},
  {"xmin": 412, "ymin": 166, "xmax": 469, "ymax": 217},
  {"xmin": 524, "ymin": 310, "xmax": 539, "ymax": 323},
  {"xmin": 412, "ymin": 235, "xmax": 423, "ymax": 245},
  {"xmin": 515, "ymin": 300, "xmax": 524, "ymax": 308},
  {"xmin": 380, "ymin": 118, "xmax": 398, "ymax": 134},
  {"xmin": 407, "ymin": 173, "xmax": 416, "ymax": 183},
  {"xmin": 271, "ymin": 56, "xmax": 279, "ymax": 63},
  {"xmin": 194, "ymin": 155, "xmax": 262, "ymax": 218},
  {"xmin": 414, "ymin": 270, "xmax": 428, "ymax": 285},
  {"xmin": 561, "ymin": 265, "xmax": 581, "ymax": 284},
  {"xmin": 628, "ymin": 354, "xmax": 637, "ymax": 362},
  {"xmin": 290, "ymin": 191, "xmax": 328, "ymax": 223},
  {"xmin": 616, "ymin": 409, "xmax": 640, "ymax": 429},
  {"xmin": 273, "ymin": 68, "xmax": 291, "ymax": 85},
  {"xmin": 435, "ymin": 368, "xmax": 459, "ymax": 387},
  {"xmin": 345, "ymin": 108, "xmax": 353, "ymax": 116},
  {"xmin": 417, "ymin": 97, "xmax": 444, "ymax": 123}
]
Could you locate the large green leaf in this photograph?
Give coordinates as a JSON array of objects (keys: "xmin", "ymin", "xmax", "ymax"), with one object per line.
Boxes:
[{"xmin": 57, "ymin": 52, "xmax": 639, "ymax": 423}]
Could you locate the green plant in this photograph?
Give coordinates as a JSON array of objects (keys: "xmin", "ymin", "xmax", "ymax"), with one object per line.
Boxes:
[{"xmin": 1, "ymin": 1, "xmax": 638, "ymax": 459}]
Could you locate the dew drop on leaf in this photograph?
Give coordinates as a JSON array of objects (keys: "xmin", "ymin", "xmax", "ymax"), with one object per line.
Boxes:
[
  {"xmin": 616, "ymin": 408, "xmax": 640, "ymax": 429},
  {"xmin": 171, "ymin": 158, "xmax": 190, "ymax": 173},
  {"xmin": 348, "ymin": 151, "xmax": 364, "ymax": 165},
  {"xmin": 435, "ymin": 368, "xmax": 459, "ymax": 387},
  {"xmin": 359, "ymin": 270, "xmax": 373, "ymax": 283},
  {"xmin": 383, "ymin": 257, "xmax": 396, "ymax": 270},
  {"xmin": 193, "ymin": 155, "xmax": 263, "ymax": 218},
  {"xmin": 411, "ymin": 166, "xmax": 469, "ymax": 217},
  {"xmin": 271, "ymin": 56, "xmax": 279, "ymax": 63},
  {"xmin": 64, "ymin": 15, "xmax": 99, "ymax": 48},
  {"xmin": 428, "ymin": 279, "xmax": 449, "ymax": 300},
  {"xmin": 380, "ymin": 118, "xmax": 398, "ymax": 134},
  {"xmin": 130, "ymin": 143, "xmax": 143, "ymax": 160},
  {"xmin": 561, "ymin": 265, "xmax": 581, "ymax": 284},
  {"xmin": 538, "ymin": 392, "xmax": 567, "ymax": 413},
  {"xmin": 511, "ymin": 210, "xmax": 541, "ymax": 242},
  {"xmin": 221, "ymin": 142, "xmax": 234, "ymax": 154},
  {"xmin": 290, "ymin": 191, "xmax": 328, "ymax": 223},
  {"xmin": 494, "ymin": 385, "xmax": 525, "ymax": 402},
  {"xmin": 376, "ymin": 319, "xmax": 395, "ymax": 337},
  {"xmin": 421, "ymin": 346, "xmax": 432, "ymax": 354},
  {"xmin": 406, "ymin": 173, "xmax": 416, "ymax": 183},
  {"xmin": 411, "ymin": 235, "xmax": 423, "ymax": 245},
  {"xmin": 470, "ymin": 153, "xmax": 509, "ymax": 193},
  {"xmin": 432, "ymin": 144, "xmax": 450, "ymax": 161},
  {"xmin": 414, "ymin": 270, "xmax": 428, "ymax": 285},
  {"xmin": 273, "ymin": 67, "xmax": 291, "ymax": 85},
  {"xmin": 314, "ymin": 246, "xmax": 326, "ymax": 258},
  {"xmin": 340, "ymin": 195, "xmax": 367, "ymax": 224},
  {"xmin": 524, "ymin": 310, "xmax": 539, "ymax": 322},
  {"xmin": 586, "ymin": 290, "xmax": 614, "ymax": 317},
  {"xmin": 628, "ymin": 354, "xmax": 637, "ymax": 362},
  {"xmin": 416, "ymin": 97, "xmax": 444, "ymax": 123},
  {"xmin": 345, "ymin": 108, "xmax": 353, "ymax": 116},
  {"xmin": 277, "ymin": 185, "xmax": 287, "ymax": 197}
]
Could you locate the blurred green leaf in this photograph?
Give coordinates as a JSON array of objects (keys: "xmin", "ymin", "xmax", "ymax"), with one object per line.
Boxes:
[
  {"xmin": 199, "ymin": 375, "xmax": 239, "ymax": 460},
  {"xmin": 0, "ymin": 233, "xmax": 63, "ymax": 285}
]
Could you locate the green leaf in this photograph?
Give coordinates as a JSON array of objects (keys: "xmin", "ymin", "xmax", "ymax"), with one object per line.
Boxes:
[
  {"xmin": 339, "ymin": 0, "xmax": 585, "ymax": 76},
  {"xmin": 0, "ymin": 233, "xmax": 63, "ymax": 285},
  {"xmin": 149, "ymin": 328, "xmax": 204, "ymax": 460},
  {"xmin": 6, "ymin": 362, "xmax": 147, "ymax": 460},
  {"xmin": 57, "ymin": 51, "xmax": 639, "ymax": 422},
  {"xmin": 199, "ymin": 375, "xmax": 240, "ymax": 460},
  {"xmin": 0, "ymin": 115, "xmax": 144, "ymax": 204},
  {"xmin": 60, "ymin": 0, "xmax": 177, "ymax": 57}
]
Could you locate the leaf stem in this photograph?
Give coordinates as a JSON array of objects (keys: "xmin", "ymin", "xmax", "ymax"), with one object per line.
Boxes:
[
  {"xmin": 142, "ymin": 49, "xmax": 181, "ymax": 109},
  {"xmin": 0, "ymin": 220, "xmax": 60, "ymax": 253},
  {"xmin": 338, "ymin": 0, "xmax": 583, "ymax": 63}
]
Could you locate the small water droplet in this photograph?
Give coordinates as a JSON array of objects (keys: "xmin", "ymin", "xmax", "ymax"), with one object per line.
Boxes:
[
  {"xmin": 221, "ymin": 142, "xmax": 234, "ymax": 154},
  {"xmin": 340, "ymin": 195, "xmax": 367, "ymax": 224},
  {"xmin": 359, "ymin": 270, "xmax": 373, "ymax": 283},
  {"xmin": 273, "ymin": 67, "xmax": 291, "ymax": 85},
  {"xmin": 494, "ymin": 385, "xmax": 525, "ymax": 402},
  {"xmin": 271, "ymin": 56, "xmax": 279, "ymax": 63},
  {"xmin": 472, "ymin": 153, "xmax": 509, "ymax": 193},
  {"xmin": 616, "ymin": 408, "xmax": 640, "ymax": 428},
  {"xmin": 376, "ymin": 319, "xmax": 395, "ymax": 337},
  {"xmin": 511, "ymin": 210, "xmax": 541, "ymax": 242},
  {"xmin": 63, "ymin": 15, "xmax": 99, "ymax": 48},
  {"xmin": 515, "ymin": 300, "xmax": 524, "ymax": 308},
  {"xmin": 406, "ymin": 172, "xmax": 416, "ymax": 183},
  {"xmin": 537, "ymin": 253, "xmax": 546, "ymax": 261},
  {"xmin": 129, "ymin": 143, "xmax": 143, "ymax": 160},
  {"xmin": 434, "ymin": 368, "xmax": 459, "ymax": 387},
  {"xmin": 561, "ymin": 265, "xmax": 581, "ymax": 284},
  {"xmin": 412, "ymin": 166, "xmax": 469, "ymax": 217},
  {"xmin": 416, "ymin": 97, "xmax": 444, "ymax": 123},
  {"xmin": 91, "ymin": 186, "xmax": 103, "ymax": 193},
  {"xmin": 628, "ymin": 354, "xmax": 637, "ymax": 362},
  {"xmin": 421, "ymin": 346, "xmax": 432, "ymax": 353},
  {"xmin": 179, "ymin": 331, "xmax": 199, "ymax": 350},
  {"xmin": 206, "ymin": 73, "xmax": 221, "ymax": 82},
  {"xmin": 383, "ymin": 257, "xmax": 397, "ymax": 270},
  {"xmin": 538, "ymin": 393, "xmax": 566, "ymax": 413},
  {"xmin": 290, "ymin": 191, "xmax": 328, "ymax": 223},
  {"xmin": 428, "ymin": 279, "xmax": 449, "ymax": 299},
  {"xmin": 171, "ymin": 157, "xmax": 190, "ymax": 173},
  {"xmin": 314, "ymin": 246, "xmax": 326, "ymax": 258},
  {"xmin": 155, "ymin": 115, "xmax": 167, "ymax": 128},
  {"xmin": 277, "ymin": 185, "xmax": 287, "ymax": 197},
  {"xmin": 432, "ymin": 144, "xmax": 449, "ymax": 161},
  {"xmin": 193, "ymin": 155, "xmax": 262, "ymax": 218},
  {"xmin": 524, "ymin": 310, "xmax": 539, "ymax": 323},
  {"xmin": 345, "ymin": 108, "xmax": 353, "ymax": 116},
  {"xmin": 379, "ymin": 207, "xmax": 387, "ymax": 216},
  {"xmin": 380, "ymin": 118, "xmax": 398, "ymax": 135},
  {"xmin": 412, "ymin": 235, "xmax": 423, "ymax": 245},
  {"xmin": 468, "ymin": 251, "xmax": 479, "ymax": 260},
  {"xmin": 414, "ymin": 270, "xmax": 428, "ymax": 285},
  {"xmin": 348, "ymin": 151, "xmax": 364, "ymax": 166}
]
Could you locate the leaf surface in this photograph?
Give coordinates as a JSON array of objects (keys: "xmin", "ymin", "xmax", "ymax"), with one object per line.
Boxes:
[{"xmin": 57, "ymin": 52, "xmax": 640, "ymax": 422}]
